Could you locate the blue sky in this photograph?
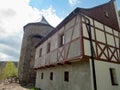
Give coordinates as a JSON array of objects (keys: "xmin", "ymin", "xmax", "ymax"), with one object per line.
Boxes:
[
  {"xmin": 0, "ymin": 0, "xmax": 119, "ymax": 61},
  {"xmin": 29, "ymin": 0, "xmax": 120, "ymax": 18}
]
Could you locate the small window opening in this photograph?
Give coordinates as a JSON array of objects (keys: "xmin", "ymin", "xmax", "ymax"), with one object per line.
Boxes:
[
  {"xmin": 104, "ymin": 11, "xmax": 109, "ymax": 18},
  {"xmin": 47, "ymin": 42, "xmax": 51, "ymax": 53},
  {"xmin": 41, "ymin": 73, "xmax": 44, "ymax": 79},
  {"xmin": 39, "ymin": 48, "xmax": 42, "ymax": 57},
  {"xmin": 109, "ymin": 68, "xmax": 118, "ymax": 85},
  {"xmin": 59, "ymin": 34, "xmax": 65, "ymax": 47},
  {"xmin": 64, "ymin": 71, "xmax": 69, "ymax": 82},
  {"xmin": 50, "ymin": 72, "xmax": 53, "ymax": 80}
]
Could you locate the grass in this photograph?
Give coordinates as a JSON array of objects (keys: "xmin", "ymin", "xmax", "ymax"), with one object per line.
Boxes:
[{"xmin": 30, "ymin": 87, "xmax": 41, "ymax": 90}]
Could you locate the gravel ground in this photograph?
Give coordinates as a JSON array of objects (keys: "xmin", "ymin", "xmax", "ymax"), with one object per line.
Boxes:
[{"xmin": 0, "ymin": 83, "xmax": 29, "ymax": 90}]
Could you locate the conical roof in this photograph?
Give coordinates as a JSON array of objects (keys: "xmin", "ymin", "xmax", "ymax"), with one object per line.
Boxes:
[
  {"xmin": 24, "ymin": 16, "xmax": 54, "ymax": 29},
  {"xmin": 40, "ymin": 16, "xmax": 49, "ymax": 24}
]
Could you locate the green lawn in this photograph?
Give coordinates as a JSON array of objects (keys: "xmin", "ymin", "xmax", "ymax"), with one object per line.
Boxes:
[{"xmin": 30, "ymin": 87, "xmax": 41, "ymax": 90}]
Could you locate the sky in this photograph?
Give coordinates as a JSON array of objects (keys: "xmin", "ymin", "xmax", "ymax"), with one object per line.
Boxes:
[{"xmin": 0, "ymin": 0, "xmax": 120, "ymax": 62}]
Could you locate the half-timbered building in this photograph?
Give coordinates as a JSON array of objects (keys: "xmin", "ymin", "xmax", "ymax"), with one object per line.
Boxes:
[{"xmin": 34, "ymin": 1, "xmax": 120, "ymax": 90}]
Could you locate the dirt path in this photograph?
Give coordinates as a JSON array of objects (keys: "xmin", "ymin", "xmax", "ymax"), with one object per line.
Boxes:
[{"xmin": 0, "ymin": 83, "xmax": 29, "ymax": 90}]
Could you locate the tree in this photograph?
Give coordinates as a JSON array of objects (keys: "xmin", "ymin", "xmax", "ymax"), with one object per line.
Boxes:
[
  {"xmin": 118, "ymin": 10, "xmax": 120, "ymax": 17},
  {"xmin": 1, "ymin": 61, "xmax": 18, "ymax": 80},
  {"xmin": 0, "ymin": 68, "xmax": 2, "ymax": 80}
]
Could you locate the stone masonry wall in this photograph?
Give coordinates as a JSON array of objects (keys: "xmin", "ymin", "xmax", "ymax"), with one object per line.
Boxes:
[{"xmin": 18, "ymin": 24, "xmax": 54, "ymax": 85}]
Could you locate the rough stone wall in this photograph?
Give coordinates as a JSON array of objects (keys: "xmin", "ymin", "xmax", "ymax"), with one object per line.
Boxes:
[{"xmin": 18, "ymin": 24, "xmax": 54, "ymax": 85}]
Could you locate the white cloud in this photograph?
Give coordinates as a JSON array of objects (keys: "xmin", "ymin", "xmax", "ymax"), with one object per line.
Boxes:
[
  {"xmin": 68, "ymin": 0, "xmax": 80, "ymax": 6},
  {"xmin": 0, "ymin": 52, "xmax": 12, "ymax": 61},
  {"xmin": 0, "ymin": 0, "xmax": 62, "ymax": 61},
  {"xmin": 39, "ymin": 6, "xmax": 62, "ymax": 27}
]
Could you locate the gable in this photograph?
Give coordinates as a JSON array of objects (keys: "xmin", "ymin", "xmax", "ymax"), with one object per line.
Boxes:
[{"xmin": 80, "ymin": 0, "xmax": 119, "ymax": 30}]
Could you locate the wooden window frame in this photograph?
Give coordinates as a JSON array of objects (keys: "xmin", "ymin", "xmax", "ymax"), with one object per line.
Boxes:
[
  {"xmin": 64, "ymin": 71, "xmax": 69, "ymax": 82},
  {"xmin": 109, "ymin": 68, "xmax": 118, "ymax": 85}
]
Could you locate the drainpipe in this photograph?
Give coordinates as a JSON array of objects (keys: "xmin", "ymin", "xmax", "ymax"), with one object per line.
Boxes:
[
  {"xmin": 83, "ymin": 16, "xmax": 97, "ymax": 90},
  {"xmin": 113, "ymin": 0, "xmax": 120, "ymax": 51}
]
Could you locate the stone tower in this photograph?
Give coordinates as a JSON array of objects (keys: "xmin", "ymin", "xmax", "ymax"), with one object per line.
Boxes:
[{"xmin": 18, "ymin": 16, "xmax": 54, "ymax": 85}]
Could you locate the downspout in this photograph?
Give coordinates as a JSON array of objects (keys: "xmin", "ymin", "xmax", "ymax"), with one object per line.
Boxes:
[
  {"xmin": 113, "ymin": 0, "xmax": 120, "ymax": 63},
  {"xmin": 82, "ymin": 15, "xmax": 97, "ymax": 90}
]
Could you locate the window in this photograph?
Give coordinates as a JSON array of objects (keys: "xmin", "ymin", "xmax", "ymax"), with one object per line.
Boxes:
[
  {"xmin": 64, "ymin": 71, "xmax": 69, "ymax": 82},
  {"xmin": 39, "ymin": 48, "xmax": 42, "ymax": 57},
  {"xmin": 41, "ymin": 73, "xmax": 44, "ymax": 79},
  {"xmin": 59, "ymin": 33, "xmax": 65, "ymax": 47},
  {"xmin": 109, "ymin": 68, "xmax": 118, "ymax": 85},
  {"xmin": 104, "ymin": 11, "xmax": 109, "ymax": 18},
  {"xmin": 50, "ymin": 72, "xmax": 53, "ymax": 80},
  {"xmin": 47, "ymin": 42, "xmax": 51, "ymax": 53}
]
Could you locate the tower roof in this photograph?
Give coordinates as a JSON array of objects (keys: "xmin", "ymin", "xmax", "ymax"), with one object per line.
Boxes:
[
  {"xmin": 40, "ymin": 16, "xmax": 49, "ymax": 25},
  {"xmin": 24, "ymin": 16, "xmax": 54, "ymax": 29}
]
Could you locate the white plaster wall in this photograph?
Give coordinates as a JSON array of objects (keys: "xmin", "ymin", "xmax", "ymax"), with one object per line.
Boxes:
[
  {"xmin": 40, "ymin": 55, "xmax": 45, "ymax": 66},
  {"xmin": 68, "ymin": 39, "xmax": 81, "ymax": 58},
  {"xmin": 106, "ymin": 34, "xmax": 115, "ymax": 46},
  {"xmin": 65, "ymin": 28, "xmax": 73, "ymax": 43},
  {"xmin": 115, "ymin": 37, "xmax": 119, "ymax": 48},
  {"xmin": 96, "ymin": 29, "xmax": 106, "ymax": 43},
  {"xmin": 105, "ymin": 26, "xmax": 113, "ymax": 34},
  {"xmin": 82, "ymin": 23, "xmax": 89, "ymax": 38},
  {"xmin": 58, "ymin": 27, "xmax": 64, "ymax": 34},
  {"xmin": 35, "ymin": 47, "xmax": 39, "ymax": 59},
  {"xmin": 94, "ymin": 20, "xmax": 104, "ymax": 30},
  {"xmin": 35, "ymin": 61, "xmax": 91, "ymax": 90},
  {"xmin": 65, "ymin": 17, "xmax": 75, "ymax": 30},
  {"xmin": 51, "ymin": 34, "xmax": 58, "ymax": 51},
  {"xmin": 92, "ymin": 60, "xmax": 120, "ymax": 90},
  {"xmin": 84, "ymin": 39, "xmax": 91, "ymax": 56},
  {"xmin": 42, "ymin": 42, "xmax": 46, "ymax": 55},
  {"xmin": 50, "ymin": 50, "xmax": 57, "ymax": 64},
  {"xmin": 113, "ymin": 30, "xmax": 119, "ymax": 37},
  {"xmin": 45, "ymin": 54, "xmax": 50, "ymax": 65},
  {"xmin": 72, "ymin": 23, "xmax": 80, "ymax": 40}
]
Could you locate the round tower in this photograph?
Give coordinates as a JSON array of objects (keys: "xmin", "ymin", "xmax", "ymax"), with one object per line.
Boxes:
[{"xmin": 18, "ymin": 16, "xmax": 54, "ymax": 85}]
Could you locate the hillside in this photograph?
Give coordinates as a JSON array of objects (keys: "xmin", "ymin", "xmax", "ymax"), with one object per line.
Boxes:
[{"xmin": 0, "ymin": 61, "xmax": 18, "ymax": 68}]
